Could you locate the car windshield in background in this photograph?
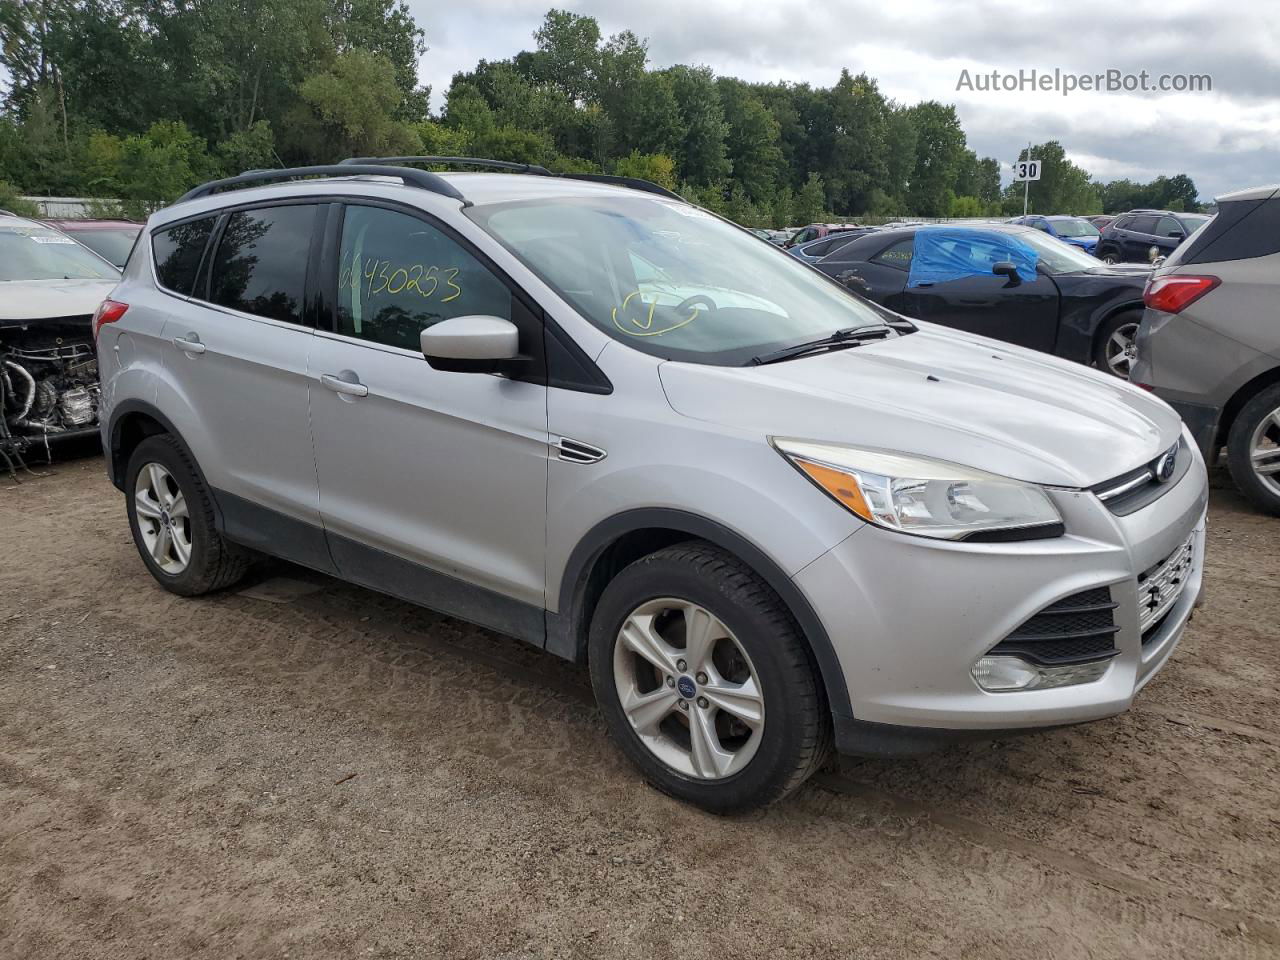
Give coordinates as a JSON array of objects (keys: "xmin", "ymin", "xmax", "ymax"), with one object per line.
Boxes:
[
  {"xmin": 470, "ymin": 197, "xmax": 886, "ymax": 365},
  {"xmin": 1180, "ymin": 214, "xmax": 1211, "ymax": 231},
  {"xmin": 1016, "ymin": 229, "xmax": 1108, "ymax": 274},
  {"xmin": 0, "ymin": 224, "xmax": 121, "ymax": 281},
  {"xmin": 1052, "ymin": 218, "xmax": 1100, "ymax": 238},
  {"xmin": 71, "ymin": 228, "xmax": 140, "ymax": 268}
]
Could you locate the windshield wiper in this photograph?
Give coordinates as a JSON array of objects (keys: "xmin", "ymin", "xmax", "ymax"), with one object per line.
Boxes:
[{"xmin": 749, "ymin": 324, "xmax": 896, "ymax": 366}]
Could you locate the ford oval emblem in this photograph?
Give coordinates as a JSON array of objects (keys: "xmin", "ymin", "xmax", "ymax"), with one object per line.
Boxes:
[{"xmin": 1154, "ymin": 451, "xmax": 1177, "ymax": 483}]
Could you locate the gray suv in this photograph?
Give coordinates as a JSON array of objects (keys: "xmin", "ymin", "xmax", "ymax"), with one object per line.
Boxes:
[
  {"xmin": 95, "ymin": 159, "xmax": 1208, "ymax": 812},
  {"xmin": 1132, "ymin": 184, "xmax": 1280, "ymax": 514}
]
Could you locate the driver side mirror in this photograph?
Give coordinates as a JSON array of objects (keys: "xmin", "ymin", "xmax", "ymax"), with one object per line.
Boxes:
[
  {"xmin": 421, "ymin": 315, "xmax": 520, "ymax": 374},
  {"xmin": 992, "ymin": 261, "xmax": 1022, "ymax": 286}
]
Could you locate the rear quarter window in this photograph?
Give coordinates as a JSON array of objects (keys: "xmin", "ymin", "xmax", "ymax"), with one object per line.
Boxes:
[
  {"xmin": 1177, "ymin": 199, "xmax": 1279, "ymax": 264},
  {"xmin": 152, "ymin": 217, "xmax": 216, "ymax": 295}
]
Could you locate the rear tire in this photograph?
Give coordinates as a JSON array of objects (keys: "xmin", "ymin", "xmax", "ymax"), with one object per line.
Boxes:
[
  {"xmin": 1226, "ymin": 383, "xmax": 1280, "ymax": 515},
  {"xmin": 1097, "ymin": 245, "xmax": 1120, "ymax": 264},
  {"xmin": 125, "ymin": 434, "xmax": 250, "ymax": 595},
  {"xmin": 1092, "ymin": 310, "xmax": 1142, "ymax": 379},
  {"xmin": 588, "ymin": 542, "xmax": 831, "ymax": 813}
]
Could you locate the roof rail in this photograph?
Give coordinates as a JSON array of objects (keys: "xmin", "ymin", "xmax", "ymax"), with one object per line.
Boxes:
[
  {"xmin": 176, "ymin": 164, "xmax": 467, "ymax": 204},
  {"xmin": 339, "ymin": 155, "xmax": 685, "ymax": 203},
  {"xmin": 341, "ymin": 155, "xmax": 554, "ymax": 176}
]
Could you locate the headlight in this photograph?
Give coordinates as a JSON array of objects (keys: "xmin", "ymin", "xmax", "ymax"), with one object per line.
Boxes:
[{"xmin": 773, "ymin": 439, "xmax": 1062, "ymax": 541}]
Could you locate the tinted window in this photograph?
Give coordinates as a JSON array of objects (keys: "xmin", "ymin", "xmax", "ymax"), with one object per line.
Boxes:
[
  {"xmin": 337, "ymin": 205, "xmax": 511, "ymax": 351},
  {"xmin": 1129, "ymin": 216, "xmax": 1159, "ymax": 235},
  {"xmin": 870, "ymin": 238, "xmax": 914, "ymax": 270},
  {"xmin": 208, "ymin": 206, "xmax": 317, "ymax": 324},
  {"xmin": 76, "ymin": 227, "xmax": 140, "ymax": 268},
  {"xmin": 803, "ymin": 235, "xmax": 847, "ymax": 256},
  {"xmin": 152, "ymin": 218, "xmax": 215, "ymax": 294},
  {"xmin": 1031, "ymin": 220, "xmax": 1051, "ymax": 232},
  {"xmin": 1156, "ymin": 216, "xmax": 1184, "ymax": 237},
  {"xmin": 1177, "ymin": 201, "xmax": 1278, "ymax": 264}
]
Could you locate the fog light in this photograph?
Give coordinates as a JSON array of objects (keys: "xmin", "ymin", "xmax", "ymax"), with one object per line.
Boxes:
[
  {"xmin": 971, "ymin": 655, "xmax": 1111, "ymax": 692},
  {"xmin": 971, "ymin": 656, "xmax": 1039, "ymax": 691}
]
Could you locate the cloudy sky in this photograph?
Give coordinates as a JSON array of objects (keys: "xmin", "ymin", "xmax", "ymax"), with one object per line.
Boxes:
[{"xmin": 408, "ymin": 0, "xmax": 1279, "ymax": 200}]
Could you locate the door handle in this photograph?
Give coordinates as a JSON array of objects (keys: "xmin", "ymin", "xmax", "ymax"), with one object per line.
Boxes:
[
  {"xmin": 172, "ymin": 334, "xmax": 206, "ymax": 355},
  {"xmin": 320, "ymin": 372, "xmax": 369, "ymax": 398}
]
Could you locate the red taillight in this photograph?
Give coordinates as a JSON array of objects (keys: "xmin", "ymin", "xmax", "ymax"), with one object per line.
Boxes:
[
  {"xmin": 1142, "ymin": 275, "xmax": 1220, "ymax": 314},
  {"xmin": 92, "ymin": 299, "xmax": 128, "ymax": 338},
  {"xmin": 1134, "ymin": 382, "xmax": 1155, "ymax": 392}
]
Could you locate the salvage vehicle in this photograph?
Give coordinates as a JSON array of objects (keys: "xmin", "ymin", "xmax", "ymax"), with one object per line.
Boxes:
[
  {"xmin": 1, "ymin": 213, "xmax": 119, "ymax": 475},
  {"xmin": 1132, "ymin": 183, "xmax": 1280, "ymax": 514},
  {"xmin": 1095, "ymin": 210, "xmax": 1211, "ymax": 264},
  {"xmin": 788, "ymin": 228, "xmax": 877, "ymax": 264},
  {"xmin": 1009, "ymin": 214, "xmax": 1101, "ymax": 255},
  {"xmin": 44, "ymin": 218, "xmax": 142, "ymax": 269},
  {"xmin": 815, "ymin": 223, "xmax": 1152, "ymax": 377},
  {"xmin": 97, "ymin": 159, "xmax": 1207, "ymax": 812}
]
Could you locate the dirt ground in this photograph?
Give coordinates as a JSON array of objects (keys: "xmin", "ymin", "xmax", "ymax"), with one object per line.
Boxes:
[{"xmin": 1, "ymin": 453, "xmax": 1277, "ymax": 960}]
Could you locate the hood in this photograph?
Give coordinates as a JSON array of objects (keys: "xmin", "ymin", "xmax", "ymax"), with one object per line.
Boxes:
[
  {"xmin": 1065, "ymin": 236, "xmax": 1098, "ymax": 249},
  {"xmin": 1073, "ymin": 262, "xmax": 1150, "ymax": 279},
  {"xmin": 659, "ymin": 326, "xmax": 1182, "ymax": 488},
  {"xmin": 0, "ymin": 279, "xmax": 117, "ymax": 323}
]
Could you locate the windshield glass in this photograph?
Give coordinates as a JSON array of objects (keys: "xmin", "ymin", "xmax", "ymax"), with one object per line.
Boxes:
[
  {"xmin": 71, "ymin": 228, "xmax": 140, "ymax": 268},
  {"xmin": 0, "ymin": 223, "xmax": 121, "ymax": 281},
  {"xmin": 1051, "ymin": 218, "xmax": 1100, "ymax": 238},
  {"xmin": 1179, "ymin": 214, "xmax": 1210, "ymax": 231},
  {"xmin": 469, "ymin": 196, "xmax": 886, "ymax": 365},
  {"xmin": 1014, "ymin": 229, "xmax": 1108, "ymax": 274}
]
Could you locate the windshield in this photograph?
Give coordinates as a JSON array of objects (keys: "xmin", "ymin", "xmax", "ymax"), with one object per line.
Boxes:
[
  {"xmin": 1179, "ymin": 214, "xmax": 1210, "ymax": 231},
  {"xmin": 1013, "ymin": 229, "xmax": 1108, "ymax": 274},
  {"xmin": 0, "ymin": 223, "xmax": 121, "ymax": 281},
  {"xmin": 70, "ymin": 228, "xmax": 140, "ymax": 268},
  {"xmin": 469, "ymin": 196, "xmax": 886, "ymax": 365},
  {"xmin": 1051, "ymin": 218, "xmax": 1100, "ymax": 238}
]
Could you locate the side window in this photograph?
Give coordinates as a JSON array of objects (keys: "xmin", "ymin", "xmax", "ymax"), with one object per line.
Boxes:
[
  {"xmin": 1156, "ymin": 216, "xmax": 1184, "ymax": 237},
  {"xmin": 336, "ymin": 205, "xmax": 511, "ymax": 351},
  {"xmin": 1032, "ymin": 220, "xmax": 1051, "ymax": 232},
  {"xmin": 870, "ymin": 239, "xmax": 914, "ymax": 270},
  {"xmin": 1129, "ymin": 215, "xmax": 1159, "ymax": 235},
  {"xmin": 792, "ymin": 227, "xmax": 816, "ymax": 245},
  {"xmin": 1111, "ymin": 217, "xmax": 1131, "ymax": 231},
  {"xmin": 151, "ymin": 217, "xmax": 215, "ymax": 295},
  {"xmin": 207, "ymin": 205, "xmax": 317, "ymax": 324}
]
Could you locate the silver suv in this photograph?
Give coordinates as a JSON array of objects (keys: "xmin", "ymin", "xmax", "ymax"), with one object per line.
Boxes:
[
  {"xmin": 1133, "ymin": 184, "xmax": 1280, "ymax": 514},
  {"xmin": 96, "ymin": 159, "xmax": 1208, "ymax": 812}
]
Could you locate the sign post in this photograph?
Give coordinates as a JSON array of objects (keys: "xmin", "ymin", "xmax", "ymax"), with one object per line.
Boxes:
[{"xmin": 1013, "ymin": 144, "xmax": 1041, "ymax": 216}]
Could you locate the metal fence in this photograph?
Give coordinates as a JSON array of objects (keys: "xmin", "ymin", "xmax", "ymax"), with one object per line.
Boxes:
[{"xmin": 18, "ymin": 196, "xmax": 124, "ymax": 218}]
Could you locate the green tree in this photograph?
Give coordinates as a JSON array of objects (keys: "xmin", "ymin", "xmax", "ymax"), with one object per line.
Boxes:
[
  {"xmin": 904, "ymin": 101, "xmax": 966, "ymax": 216},
  {"xmin": 717, "ymin": 77, "xmax": 782, "ymax": 203},
  {"xmin": 613, "ymin": 150, "xmax": 675, "ymax": 189},
  {"xmin": 666, "ymin": 65, "xmax": 729, "ymax": 186},
  {"xmin": 795, "ymin": 172, "xmax": 825, "ymax": 225},
  {"xmin": 283, "ymin": 49, "xmax": 420, "ymax": 161},
  {"xmin": 529, "ymin": 8, "xmax": 600, "ymax": 102}
]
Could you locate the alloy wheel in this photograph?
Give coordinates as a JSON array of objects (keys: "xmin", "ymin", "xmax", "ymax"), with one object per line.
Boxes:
[
  {"xmin": 134, "ymin": 462, "xmax": 192, "ymax": 575},
  {"xmin": 1105, "ymin": 322, "xmax": 1140, "ymax": 378},
  {"xmin": 613, "ymin": 598, "xmax": 764, "ymax": 780},
  {"xmin": 1249, "ymin": 407, "xmax": 1280, "ymax": 497},
  {"xmin": 1102, "ymin": 253, "xmax": 1118, "ymax": 264}
]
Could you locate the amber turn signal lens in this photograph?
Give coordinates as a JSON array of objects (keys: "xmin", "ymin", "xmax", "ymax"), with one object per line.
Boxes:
[{"xmin": 793, "ymin": 459, "xmax": 872, "ymax": 523}]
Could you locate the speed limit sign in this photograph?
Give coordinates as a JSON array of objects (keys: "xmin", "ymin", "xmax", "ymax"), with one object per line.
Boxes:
[{"xmin": 1013, "ymin": 159, "xmax": 1041, "ymax": 181}]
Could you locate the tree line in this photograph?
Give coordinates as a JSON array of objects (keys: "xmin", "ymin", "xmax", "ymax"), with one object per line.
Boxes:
[{"xmin": 0, "ymin": 3, "xmax": 1201, "ymax": 224}]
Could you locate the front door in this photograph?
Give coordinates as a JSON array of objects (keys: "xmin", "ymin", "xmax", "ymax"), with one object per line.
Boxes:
[
  {"xmin": 308, "ymin": 202, "xmax": 550, "ymax": 640},
  {"xmin": 901, "ymin": 232, "xmax": 1061, "ymax": 353}
]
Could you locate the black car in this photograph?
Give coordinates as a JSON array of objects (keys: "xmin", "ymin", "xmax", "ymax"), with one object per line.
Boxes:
[
  {"xmin": 814, "ymin": 223, "xmax": 1152, "ymax": 378},
  {"xmin": 1094, "ymin": 209, "xmax": 1211, "ymax": 265}
]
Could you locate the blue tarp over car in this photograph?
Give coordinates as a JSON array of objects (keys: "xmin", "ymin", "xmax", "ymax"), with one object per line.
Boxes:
[{"xmin": 907, "ymin": 226, "xmax": 1040, "ymax": 288}]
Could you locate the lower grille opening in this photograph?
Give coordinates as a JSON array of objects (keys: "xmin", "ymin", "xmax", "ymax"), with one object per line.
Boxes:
[{"xmin": 989, "ymin": 587, "xmax": 1119, "ymax": 666}]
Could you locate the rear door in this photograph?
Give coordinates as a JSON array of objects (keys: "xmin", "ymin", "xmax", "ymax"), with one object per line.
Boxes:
[
  {"xmin": 155, "ymin": 201, "xmax": 329, "ymax": 567},
  {"xmin": 307, "ymin": 201, "xmax": 550, "ymax": 637},
  {"xmin": 820, "ymin": 236, "xmax": 913, "ymax": 311},
  {"xmin": 901, "ymin": 233, "xmax": 1061, "ymax": 352},
  {"xmin": 1122, "ymin": 215, "xmax": 1160, "ymax": 261}
]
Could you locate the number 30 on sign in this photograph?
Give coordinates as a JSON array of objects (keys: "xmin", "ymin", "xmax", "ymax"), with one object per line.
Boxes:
[{"xmin": 1013, "ymin": 160, "xmax": 1041, "ymax": 181}]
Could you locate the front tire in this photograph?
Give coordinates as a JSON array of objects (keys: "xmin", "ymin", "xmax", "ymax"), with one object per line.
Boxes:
[
  {"xmin": 1093, "ymin": 311, "xmax": 1142, "ymax": 379},
  {"xmin": 125, "ymin": 434, "xmax": 250, "ymax": 595},
  {"xmin": 1226, "ymin": 383, "xmax": 1280, "ymax": 515},
  {"xmin": 588, "ymin": 542, "xmax": 831, "ymax": 813}
]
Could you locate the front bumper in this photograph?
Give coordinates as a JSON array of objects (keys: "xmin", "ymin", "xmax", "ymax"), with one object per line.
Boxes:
[{"xmin": 794, "ymin": 447, "xmax": 1208, "ymax": 755}]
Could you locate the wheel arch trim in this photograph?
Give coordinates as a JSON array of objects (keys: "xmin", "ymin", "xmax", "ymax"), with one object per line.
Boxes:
[
  {"xmin": 106, "ymin": 401, "xmax": 224, "ymax": 528},
  {"xmin": 549, "ymin": 507, "xmax": 856, "ymax": 722}
]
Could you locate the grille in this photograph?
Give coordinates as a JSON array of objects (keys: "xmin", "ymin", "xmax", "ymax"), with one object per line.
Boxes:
[
  {"xmin": 1092, "ymin": 440, "xmax": 1187, "ymax": 516},
  {"xmin": 1138, "ymin": 534, "xmax": 1195, "ymax": 639},
  {"xmin": 989, "ymin": 587, "xmax": 1119, "ymax": 666}
]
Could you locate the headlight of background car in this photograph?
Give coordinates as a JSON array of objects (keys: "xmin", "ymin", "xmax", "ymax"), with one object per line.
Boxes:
[{"xmin": 772, "ymin": 439, "xmax": 1062, "ymax": 541}]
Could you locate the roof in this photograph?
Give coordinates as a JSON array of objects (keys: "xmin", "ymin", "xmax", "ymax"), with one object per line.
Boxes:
[{"xmin": 1216, "ymin": 184, "xmax": 1279, "ymax": 203}]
